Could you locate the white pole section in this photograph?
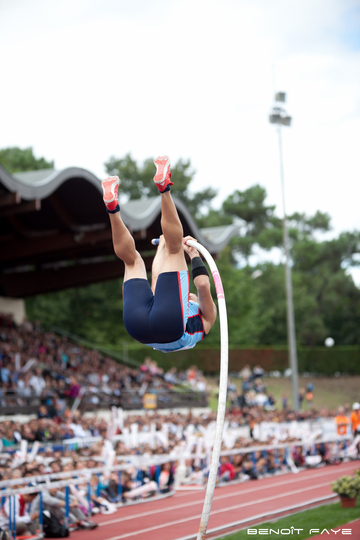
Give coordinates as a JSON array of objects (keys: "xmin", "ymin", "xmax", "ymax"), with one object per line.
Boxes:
[{"xmin": 185, "ymin": 239, "xmax": 229, "ymax": 540}]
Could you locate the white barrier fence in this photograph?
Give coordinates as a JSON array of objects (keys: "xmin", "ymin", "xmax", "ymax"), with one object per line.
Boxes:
[
  {"xmin": 2, "ymin": 411, "xmax": 352, "ymax": 463},
  {"xmin": 31, "ymin": 418, "xmax": 349, "ymax": 456}
]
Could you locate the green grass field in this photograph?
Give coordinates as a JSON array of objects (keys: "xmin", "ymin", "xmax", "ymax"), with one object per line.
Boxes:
[
  {"xmin": 217, "ymin": 499, "xmax": 360, "ymax": 539},
  {"xmin": 207, "ymin": 376, "xmax": 360, "ymax": 411}
]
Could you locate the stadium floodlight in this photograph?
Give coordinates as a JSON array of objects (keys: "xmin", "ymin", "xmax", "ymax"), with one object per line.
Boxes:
[
  {"xmin": 269, "ymin": 92, "xmax": 299, "ymax": 411},
  {"xmin": 269, "ymin": 107, "xmax": 292, "ymax": 127},
  {"xmin": 269, "ymin": 113, "xmax": 282, "ymax": 124},
  {"xmin": 282, "ymin": 116, "xmax": 292, "ymax": 127},
  {"xmin": 275, "ymin": 92, "xmax": 286, "ymax": 102}
]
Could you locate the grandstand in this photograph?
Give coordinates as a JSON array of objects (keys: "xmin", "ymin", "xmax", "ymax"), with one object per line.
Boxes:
[{"xmin": 0, "ymin": 164, "xmax": 240, "ymax": 299}]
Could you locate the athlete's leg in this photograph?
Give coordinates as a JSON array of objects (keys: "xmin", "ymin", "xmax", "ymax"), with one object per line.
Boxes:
[
  {"xmin": 153, "ymin": 156, "xmax": 187, "ymax": 273},
  {"xmin": 160, "ymin": 192, "xmax": 187, "ymax": 272},
  {"xmin": 102, "ymin": 176, "xmax": 146, "ymax": 281},
  {"xmin": 108, "ymin": 212, "xmax": 147, "ymax": 281},
  {"xmin": 151, "ymin": 235, "xmax": 165, "ymax": 293}
]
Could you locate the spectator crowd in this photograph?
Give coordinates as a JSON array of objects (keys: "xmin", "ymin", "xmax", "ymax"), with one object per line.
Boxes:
[{"xmin": 0, "ymin": 312, "xmax": 196, "ymax": 413}]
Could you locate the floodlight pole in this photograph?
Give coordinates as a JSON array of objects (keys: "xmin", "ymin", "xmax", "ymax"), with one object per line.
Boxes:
[
  {"xmin": 277, "ymin": 124, "xmax": 300, "ymax": 411},
  {"xmin": 270, "ymin": 93, "xmax": 300, "ymax": 411}
]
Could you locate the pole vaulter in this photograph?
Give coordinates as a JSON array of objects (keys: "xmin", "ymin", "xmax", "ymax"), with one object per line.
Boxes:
[{"xmin": 102, "ymin": 156, "xmax": 229, "ymax": 537}]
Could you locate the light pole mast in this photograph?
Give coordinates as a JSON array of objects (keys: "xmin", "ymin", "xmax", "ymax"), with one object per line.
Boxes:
[{"xmin": 269, "ymin": 92, "xmax": 299, "ymax": 411}]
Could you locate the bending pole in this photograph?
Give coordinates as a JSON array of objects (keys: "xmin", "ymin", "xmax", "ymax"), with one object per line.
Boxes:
[
  {"xmin": 153, "ymin": 238, "xmax": 229, "ymax": 538},
  {"xmin": 186, "ymin": 239, "xmax": 229, "ymax": 540}
]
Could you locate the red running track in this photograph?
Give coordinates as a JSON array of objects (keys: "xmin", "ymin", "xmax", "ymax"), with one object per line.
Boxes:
[
  {"xmin": 73, "ymin": 461, "xmax": 359, "ymax": 540},
  {"xmin": 307, "ymin": 519, "xmax": 360, "ymax": 539}
]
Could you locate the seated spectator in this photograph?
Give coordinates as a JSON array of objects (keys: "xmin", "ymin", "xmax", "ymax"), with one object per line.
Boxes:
[
  {"xmin": 242, "ymin": 377, "xmax": 252, "ymax": 393},
  {"xmin": 239, "ymin": 365, "xmax": 252, "ymax": 380},
  {"xmin": 252, "ymin": 365, "xmax": 265, "ymax": 379},
  {"xmin": 49, "ymin": 459, "xmax": 62, "ymax": 474},
  {"xmin": 292, "ymin": 446, "xmax": 305, "ymax": 467},
  {"xmin": 66, "ymin": 376, "xmax": 81, "ymax": 399},
  {"xmin": 120, "ymin": 471, "xmax": 158, "ymax": 502},
  {"xmin": 29, "ymin": 367, "xmax": 46, "ymax": 396},
  {"xmin": 255, "ymin": 453, "xmax": 267, "ymax": 476},
  {"xmin": 164, "ymin": 367, "xmax": 178, "ymax": 385},
  {"xmin": 17, "ymin": 373, "xmax": 33, "ymax": 398},
  {"xmin": 253, "ymin": 379, "xmax": 266, "ymax": 394},
  {"xmin": 219, "ymin": 456, "xmax": 235, "ymax": 482},
  {"xmin": 140, "ymin": 357, "xmax": 151, "ymax": 373},
  {"xmin": 350, "ymin": 402, "xmax": 360, "ymax": 437},
  {"xmin": 158, "ymin": 462, "xmax": 174, "ymax": 493},
  {"xmin": 34, "ymin": 418, "xmax": 49, "ymax": 442},
  {"xmin": 0, "ymin": 492, "xmax": 38, "ymax": 537},
  {"xmin": 232, "ymin": 454, "xmax": 244, "ymax": 479},
  {"xmin": 86, "ymin": 474, "xmax": 118, "ymax": 513},
  {"xmin": 305, "ymin": 386, "xmax": 314, "ymax": 408},
  {"xmin": 335, "ymin": 406, "xmax": 350, "ymax": 436},
  {"xmin": 1, "ymin": 428, "xmax": 16, "ymax": 447},
  {"xmin": 242, "ymin": 455, "xmax": 258, "ymax": 480},
  {"xmin": 264, "ymin": 394, "xmax": 276, "ymax": 411},
  {"xmin": 266, "ymin": 451, "xmax": 281, "ymax": 474},
  {"xmin": 38, "ymin": 404, "xmax": 51, "ymax": 419},
  {"xmin": 253, "ymin": 392, "xmax": 268, "ymax": 407},
  {"xmin": 32, "ymin": 481, "xmax": 98, "ymax": 529}
]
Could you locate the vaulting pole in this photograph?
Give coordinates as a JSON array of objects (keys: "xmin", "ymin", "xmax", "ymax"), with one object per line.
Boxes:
[{"xmin": 186, "ymin": 240, "xmax": 228, "ymax": 540}]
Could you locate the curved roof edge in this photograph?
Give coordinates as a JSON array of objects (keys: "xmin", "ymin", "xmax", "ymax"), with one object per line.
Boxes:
[
  {"xmin": 0, "ymin": 165, "xmax": 101, "ymax": 201},
  {"xmin": 0, "ymin": 165, "xmax": 240, "ymax": 253}
]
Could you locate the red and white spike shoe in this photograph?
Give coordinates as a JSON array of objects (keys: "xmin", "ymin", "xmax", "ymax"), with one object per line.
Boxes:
[
  {"xmin": 102, "ymin": 176, "xmax": 119, "ymax": 212},
  {"xmin": 153, "ymin": 156, "xmax": 173, "ymax": 192}
]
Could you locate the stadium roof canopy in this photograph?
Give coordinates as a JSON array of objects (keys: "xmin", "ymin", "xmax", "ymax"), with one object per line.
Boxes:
[{"xmin": 0, "ymin": 165, "xmax": 240, "ymax": 298}]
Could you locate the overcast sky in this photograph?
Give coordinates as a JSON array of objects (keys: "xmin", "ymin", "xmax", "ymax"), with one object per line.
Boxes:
[{"xmin": 1, "ymin": 0, "xmax": 359, "ymax": 243}]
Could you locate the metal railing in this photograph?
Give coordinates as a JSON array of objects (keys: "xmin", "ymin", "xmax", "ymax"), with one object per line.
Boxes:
[{"xmin": 0, "ymin": 387, "xmax": 209, "ymax": 416}]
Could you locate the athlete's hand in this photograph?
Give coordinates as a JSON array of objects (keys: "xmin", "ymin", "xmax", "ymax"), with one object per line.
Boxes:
[
  {"xmin": 156, "ymin": 234, "xmax": 166, "ymax": 251},
  {"xmin": 183, "ymin": 235, "xmax": 200, "ymax": 259}
]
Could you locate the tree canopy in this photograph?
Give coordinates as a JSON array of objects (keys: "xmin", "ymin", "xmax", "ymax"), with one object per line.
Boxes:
[{"xmin": 0, "ymin": 147, "xmax": 54, "ymax": 173}]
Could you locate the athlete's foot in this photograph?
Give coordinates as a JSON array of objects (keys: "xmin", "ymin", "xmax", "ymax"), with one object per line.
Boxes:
[
  {"xmin": 154, "ymin": 156, "xmax": 173, "ymax": 193},
  {"xmin": 102, "ymin": 176, "xmax": 120, "ymax": 212}
]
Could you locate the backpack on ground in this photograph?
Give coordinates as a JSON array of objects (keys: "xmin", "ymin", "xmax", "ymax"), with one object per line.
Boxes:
[{"xmin": 42, "ymin": 510, "xmax": 69, "ymax": 538}]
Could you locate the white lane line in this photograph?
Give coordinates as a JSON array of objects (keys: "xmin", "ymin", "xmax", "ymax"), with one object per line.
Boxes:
[
  {"xmin": 173, "ymin": 494, "xmax": 338, "ymax": 540},
  {"xmin": 98, "ymin": 462, "xmax": 355, "ymax": 527},
  {"xmin": 101, "ymin": 479, "xmax": 337, "ymax": 539}
]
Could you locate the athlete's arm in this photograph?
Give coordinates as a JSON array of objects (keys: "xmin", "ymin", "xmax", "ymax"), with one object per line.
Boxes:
[
  {"xmin": 183, "ymin": 236, "xmax": 217, "ymax": 333},
  {"xmin": 193, "ymin": 274, "xmax": 217, "ymax": 333}
]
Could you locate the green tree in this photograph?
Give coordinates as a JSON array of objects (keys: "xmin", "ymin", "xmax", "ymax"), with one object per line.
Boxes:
[
  {"xmin": 211, "ymin": 248, "xmax": 270, "ymax": 347},
  {"xmin": 0, "ymin": 147, "xmax": 54, "ymax": 173},
  {"xmin": 222, "ymin": 185, "xmax": 282, "ymax": 261},
  {"xmin": 196, "ymin": 208, "xmax": 233, "ymax": 228},
  {"xmin": 245, "ymin": 222, "xmax": 360, "ymax": 346},
  {"xmin": 26, "ymin": 280, "xmax": 128, "ymax": 346},
  {"xmin": 218, "ymin": 182, "xmax": 360, "ymax": 346},
  {"xmin": 290, "ymin": 230, "xmax": 360, "ymax": 346}
]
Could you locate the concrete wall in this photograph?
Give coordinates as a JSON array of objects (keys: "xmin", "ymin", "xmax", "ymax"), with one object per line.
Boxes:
[{"xmin": 0, "ymin": 297, "xmax": 26, "ymax": 324}]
